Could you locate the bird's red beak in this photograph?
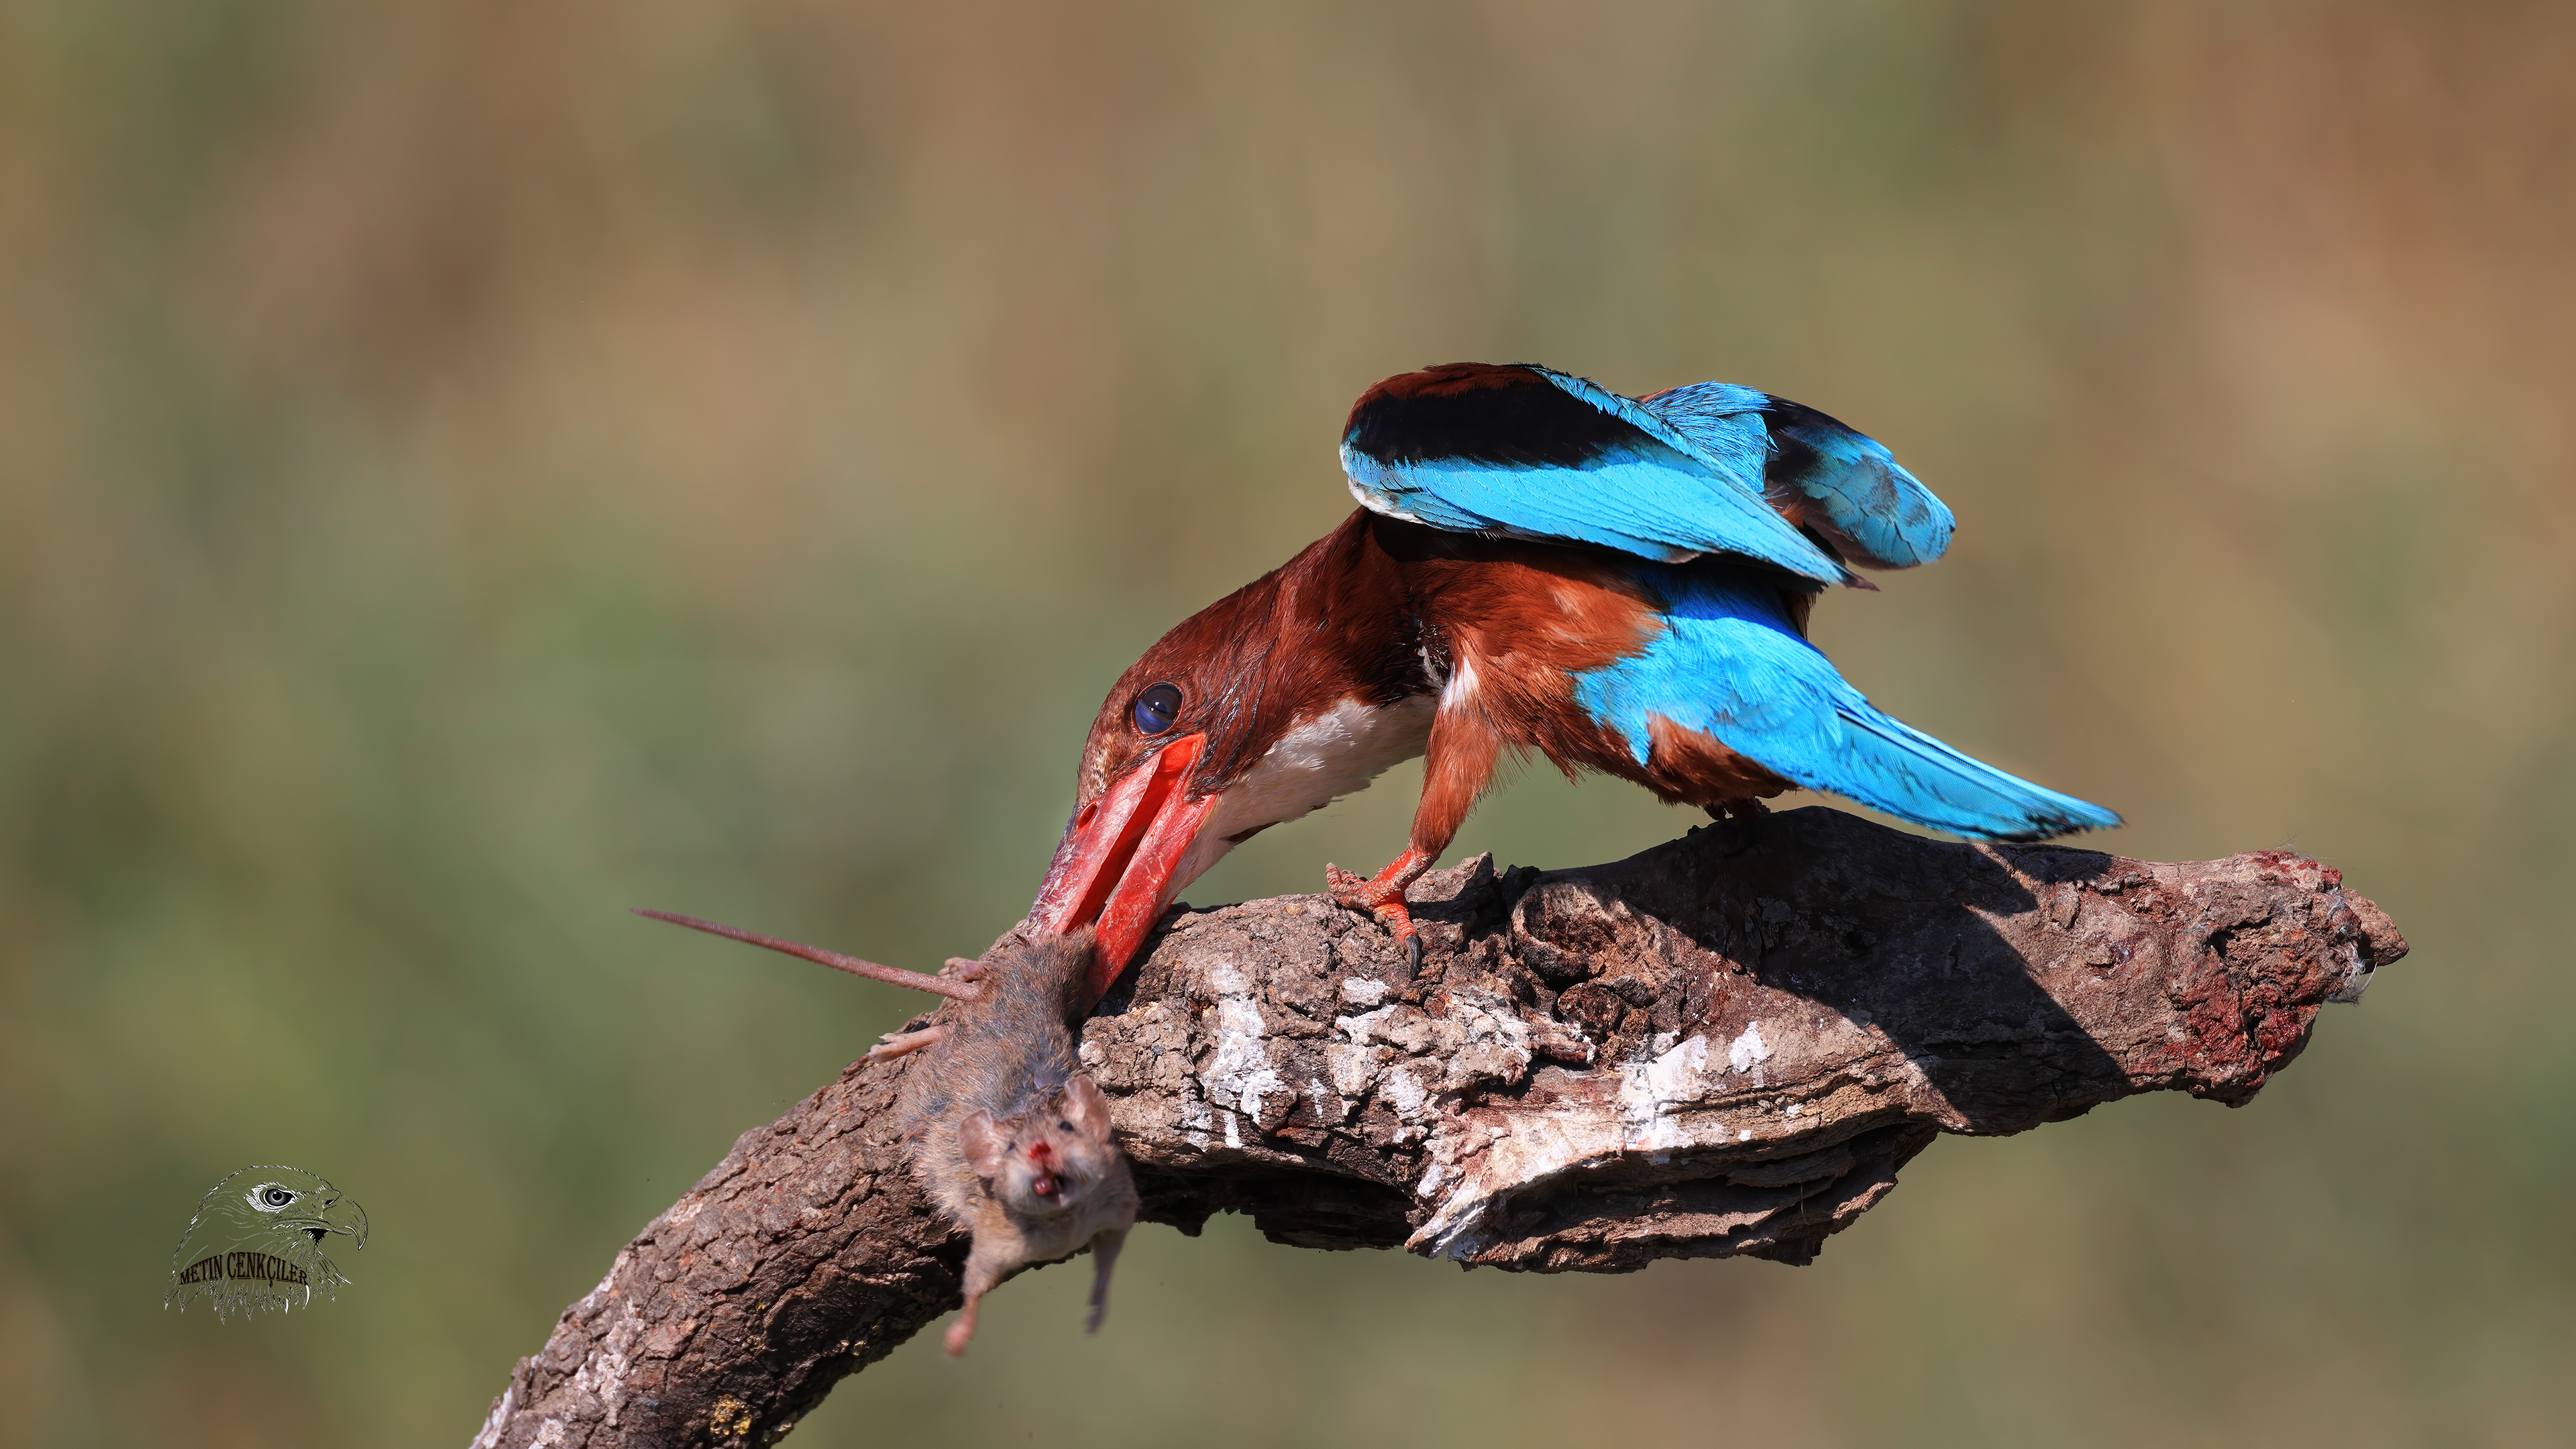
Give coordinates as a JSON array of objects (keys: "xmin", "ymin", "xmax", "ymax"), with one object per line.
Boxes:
[{"xmin": 1030, "ymin": 733, "xmax": 1218, "ymax": 1003}]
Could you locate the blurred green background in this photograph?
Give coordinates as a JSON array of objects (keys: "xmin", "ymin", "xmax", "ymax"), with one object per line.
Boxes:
[{"xmin": 3, "ymin": 2, "xmax": 2569, "ymax": 1444}]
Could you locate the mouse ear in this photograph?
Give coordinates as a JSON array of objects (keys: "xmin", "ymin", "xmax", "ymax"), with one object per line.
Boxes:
[
  {"xmin": 958, "ymin": 1110, "xmax": 1008, "ymax": 1179},
  {"xmin": 1059, "ymin": 1075, "xmax": 1115, "ymax": 1144}
]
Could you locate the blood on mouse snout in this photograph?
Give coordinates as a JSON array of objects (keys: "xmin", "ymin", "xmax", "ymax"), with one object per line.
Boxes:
[{"xmin": 894, "ymin": 926, "xmax": 1140, "ymax": 1356}]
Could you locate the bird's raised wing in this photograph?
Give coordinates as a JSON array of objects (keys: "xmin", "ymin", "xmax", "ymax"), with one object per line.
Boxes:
[
  {"xmin": 1642, "ymin": 383, "xmax": 1953, "ymax": 570},
  {"xmin": 1340, "ymin": 363, "xmax": 1860, "ymax": 585}
]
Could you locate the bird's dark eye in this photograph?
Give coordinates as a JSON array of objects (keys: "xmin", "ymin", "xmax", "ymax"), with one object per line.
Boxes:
[
  {"xmin": 260, "ymin": 1187, "xmax": 294, "ymax": 1208},
  {"xmin": 1131, "ymin": 682, "xmax": 1182, "ymax": 736}
]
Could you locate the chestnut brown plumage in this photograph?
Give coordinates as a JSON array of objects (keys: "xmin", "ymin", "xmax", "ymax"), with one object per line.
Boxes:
[{"xmin": 1028, "ymin": 364, "xmax": 2118, "ymax": 1002}]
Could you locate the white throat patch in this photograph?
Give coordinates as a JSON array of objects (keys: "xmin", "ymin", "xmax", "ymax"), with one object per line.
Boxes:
[{"xmin": 1170, "ymin": 694, "xmax": 1436, "ymax": 894}]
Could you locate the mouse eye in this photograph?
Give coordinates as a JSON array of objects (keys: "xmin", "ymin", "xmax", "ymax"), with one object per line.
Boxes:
[{"xmin": 1131, "ymin": 682, "xmax": 1182, "ymax": 736}]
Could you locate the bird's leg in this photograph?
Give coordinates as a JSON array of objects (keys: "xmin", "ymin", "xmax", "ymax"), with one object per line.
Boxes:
[
  {"xmin": 1697, "ymin": 796, "xmax": 1774, "ymax": 857},
  {"xmin": 1701, "ymin": 797, "xmax": 1770, "ymax": 823},
  {"xmin": 1326, "ymin": 696, "xmax": 1500, "ymax": 971},
  {"xmin": 1326, "ymin": 848, "xmax": 1440, "ymax": 967}
]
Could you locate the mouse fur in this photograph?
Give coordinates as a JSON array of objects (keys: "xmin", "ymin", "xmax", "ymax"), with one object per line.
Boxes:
[{"xmin": 895, "ymin": 926, "xmax": 1139, "ymax": 1356}]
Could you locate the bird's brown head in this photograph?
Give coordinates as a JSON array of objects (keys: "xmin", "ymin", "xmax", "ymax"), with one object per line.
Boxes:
[
  {"xmin": 1028, "ymin": 574, "xmax": 1293, "ymax": 996},
  {"xmin": 1030, "ymin": 513, "xmax": 1419, "ymax": 1002}
]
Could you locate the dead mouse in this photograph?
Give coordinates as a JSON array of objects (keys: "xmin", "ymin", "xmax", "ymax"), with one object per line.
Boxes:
[
  {"xmin": 894, "ymin": 927, "xmax": 1138, "ymax": 1354},
  {"xmin": 636, "ymin": 911, "xmax": 1139, "ymax": 1356}
]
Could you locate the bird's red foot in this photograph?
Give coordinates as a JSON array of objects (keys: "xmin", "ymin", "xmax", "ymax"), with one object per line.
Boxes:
[
  {"xmin": 1325, "ymin": 863, "xmax": 1416, "ymax": 936},
  {"xmin": 1326, "ymin": 851, "xmax": 1434, "ymax": 972}
]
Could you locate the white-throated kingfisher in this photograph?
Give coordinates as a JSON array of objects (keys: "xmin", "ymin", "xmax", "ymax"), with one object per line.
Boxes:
[{"xmin": 1031, "ymin": 362, "xmax": 2119, "ymax": 1003}]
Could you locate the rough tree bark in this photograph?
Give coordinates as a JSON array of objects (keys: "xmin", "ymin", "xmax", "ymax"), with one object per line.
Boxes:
[{"xmin": 472, "ymin": 807, "xmax": 2406, "ymax": 1448}]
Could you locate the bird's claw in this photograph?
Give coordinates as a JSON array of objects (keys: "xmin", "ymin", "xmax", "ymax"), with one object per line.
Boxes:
[{"xmin": 1326, "ymin": 862, "xmax": 1419, "ymax": 969}]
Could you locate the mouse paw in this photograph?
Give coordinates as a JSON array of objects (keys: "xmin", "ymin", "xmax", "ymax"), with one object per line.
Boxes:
[{"xmin": 867, "ymin": 1024, "xmax": 947, "ymax": 1061}]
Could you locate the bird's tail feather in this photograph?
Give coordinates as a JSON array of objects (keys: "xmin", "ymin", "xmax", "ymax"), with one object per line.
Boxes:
[{"xmin": 1817, "ymin": 698, "xmax": 2121, "ymax": 842}]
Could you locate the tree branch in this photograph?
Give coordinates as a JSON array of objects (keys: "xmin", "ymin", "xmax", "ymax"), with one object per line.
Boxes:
[{"xmin": 473, "ymin": 807, "xmax": 2406, "ymax": 1448}]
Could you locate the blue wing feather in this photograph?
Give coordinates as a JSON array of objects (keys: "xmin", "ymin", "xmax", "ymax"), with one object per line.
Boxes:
[
  {"xmin": 1341, "ymin": 364, "xmax": 1857, "ymax": 584},
  {"xmin": 1341, "ymin": 443, "xmax": 1838, "ymax": 575},
  {"xmin": 1571, "ymin": 566, "xmax": 2120, "ymax": 841},
  {"xmin": 1646, "ymin": 383, "xmax": 1955, "ymax": 570}
]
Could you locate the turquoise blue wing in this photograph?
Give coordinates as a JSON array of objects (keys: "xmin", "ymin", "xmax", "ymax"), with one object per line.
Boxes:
[
  {"xmin": 1572, "ymin": 566, "xmax": 2120, "ymax": 841},
  {"xmin": 1643, "ymin": 383, "xmax": 1955, "ymax": 570},
  {"xmin": 1340, "ymin": 363, "xmax": 1859, "ymax": 586}
]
